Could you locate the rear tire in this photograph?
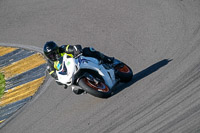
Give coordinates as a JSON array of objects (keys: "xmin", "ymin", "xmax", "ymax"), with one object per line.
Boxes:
[
  {"xmin": 78, "ymin": 77, "xmax": 112, "ymax": 98},
  {"xmin": 114, "ymin": 63, "xmax": 133, "ymax": 82}
]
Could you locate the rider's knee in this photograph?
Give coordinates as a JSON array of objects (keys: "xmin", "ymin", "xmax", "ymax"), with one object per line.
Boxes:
[{"xmin": 72, "ymin": 86, "xmax": 85, "ymax": 95}]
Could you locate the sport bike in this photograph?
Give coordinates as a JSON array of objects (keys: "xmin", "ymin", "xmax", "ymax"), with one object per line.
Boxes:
[{"xmin": 55, "ymin": 54, "xmax": 133, "ymax": 98}]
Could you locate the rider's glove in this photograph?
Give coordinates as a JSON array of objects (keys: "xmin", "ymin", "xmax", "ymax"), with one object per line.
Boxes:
[
  {"xmin": 47, "ymin": 66, "xmax": 58, "ymax": 79},
  {"xmin": 73, "ymin": 45, "xmax": 82, "ymax": 58}
]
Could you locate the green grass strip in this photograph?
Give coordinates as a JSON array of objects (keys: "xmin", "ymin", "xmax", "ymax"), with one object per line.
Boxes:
[{"xmin": 0, "ymin": 73, "xmax": 5, "ymax": 98}]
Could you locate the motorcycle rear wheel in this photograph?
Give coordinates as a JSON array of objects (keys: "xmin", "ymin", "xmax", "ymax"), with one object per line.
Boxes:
[
  {"xmin": 114, "ymin": 63, "xmax": 133, "ymax": 82},
  {"xmin": 78, "ymin": 77, "xmax": 112, "ymax": 98}
]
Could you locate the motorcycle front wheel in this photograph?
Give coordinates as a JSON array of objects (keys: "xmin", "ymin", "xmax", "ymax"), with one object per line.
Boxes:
[{"xmin": 78, "ymin": 77, "xmax": 112, "ymax": 98}]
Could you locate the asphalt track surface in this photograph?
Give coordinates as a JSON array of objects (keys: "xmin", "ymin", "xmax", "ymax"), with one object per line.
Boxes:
[{"xmin": 0, "ymin": 0, "xmax": 200, "ymax": 133}]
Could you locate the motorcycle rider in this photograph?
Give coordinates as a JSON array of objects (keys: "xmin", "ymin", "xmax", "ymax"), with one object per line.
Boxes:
[{"xmin": 43, "ymin": 41, "xmax": 114, "ymax": 95}]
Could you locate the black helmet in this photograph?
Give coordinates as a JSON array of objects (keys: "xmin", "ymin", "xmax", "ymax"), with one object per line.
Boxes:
[{"xmin": 43, "ymin": 41, "xmax": 60, "ymax": 61}]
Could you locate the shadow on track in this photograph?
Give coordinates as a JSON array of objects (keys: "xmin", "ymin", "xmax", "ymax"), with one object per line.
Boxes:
[{"xmin": 112, "ymin": 59, "xmax": 172, "ymax": 96}]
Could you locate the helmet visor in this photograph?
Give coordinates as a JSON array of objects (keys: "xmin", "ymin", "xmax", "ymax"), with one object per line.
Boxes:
[{"xmin": 46, "ymin": 49, "xmax": 60, "ymax": 61}]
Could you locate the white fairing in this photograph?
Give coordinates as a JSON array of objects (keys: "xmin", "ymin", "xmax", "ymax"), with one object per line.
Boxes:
[
  {"xmin": 56, "ymin": 54, "xmax": 117, "ymax": 89},
  {"xmin": 56, "ymin": 54, "xmax": 76, "ymax": 86}
]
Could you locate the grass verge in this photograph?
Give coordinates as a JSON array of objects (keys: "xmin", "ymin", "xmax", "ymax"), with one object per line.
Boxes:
[{"xmin": 0, "ymin": 73, "xmax": 5, "ymax": 98}]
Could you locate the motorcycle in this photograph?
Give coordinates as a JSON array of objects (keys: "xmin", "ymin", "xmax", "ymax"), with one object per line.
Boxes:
[{"xmin": 55, "ymin": 54, "xmax": 133, "ymax": 98}]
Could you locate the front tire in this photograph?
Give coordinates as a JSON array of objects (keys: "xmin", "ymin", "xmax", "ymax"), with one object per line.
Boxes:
[{"xmin": 78, "ymin": 77, "xmax": 112, "ymax": 98}]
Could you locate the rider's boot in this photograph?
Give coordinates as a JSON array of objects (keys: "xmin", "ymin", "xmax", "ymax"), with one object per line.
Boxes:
[
  {"xmin": 83, "ymin": 47, "xmax": 114, "ymax": 64},
  {"xmin": 99, "ymin": 53, "xmax": 114, "ymax": 64}
]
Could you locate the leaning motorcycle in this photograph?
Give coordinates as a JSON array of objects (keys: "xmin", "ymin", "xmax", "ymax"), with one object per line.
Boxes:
[{"xmin": 55, "ymin": 54, "xmax": 133, "ymax": 98}]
